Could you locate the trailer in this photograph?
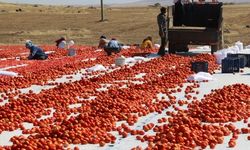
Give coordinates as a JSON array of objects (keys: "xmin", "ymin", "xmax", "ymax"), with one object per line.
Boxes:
[{"xmin": 168, "ymin": 2, "xmax": 224, "ymax": 54}]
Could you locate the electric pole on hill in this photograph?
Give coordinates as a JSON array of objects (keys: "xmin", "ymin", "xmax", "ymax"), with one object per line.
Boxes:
[{"xmin": 100, "ymin": 0, "xmax": 104, "ymax": 21}]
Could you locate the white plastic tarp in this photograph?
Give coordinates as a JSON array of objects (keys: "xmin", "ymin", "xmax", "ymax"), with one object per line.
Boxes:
[
  {"xmin": 121, "ymin": 46, "xmax": 130, "ymax": 49},
  {"xmin": 133, "ymin": 56, "xmax": 146, "ymax": 61},
  {"xmin": 0, "ymin": 71, "xmax": 18, "ymax": 77},
  {"xmin": 125, "ymin": 57, "xmax": 136, "ymax": 64}
]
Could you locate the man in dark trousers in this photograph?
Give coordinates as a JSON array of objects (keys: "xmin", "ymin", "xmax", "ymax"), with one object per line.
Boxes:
[{"xmin": 157, "ymin": 7, "xmax": 168, "ymax": 56}]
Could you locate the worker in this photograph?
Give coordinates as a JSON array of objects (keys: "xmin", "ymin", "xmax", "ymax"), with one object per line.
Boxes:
[
  {"xmin": 67, "ymin": 40, "xmax": 76, "ymax": 56},
  {"xmin": 157, "ymin": 7, "xmax": 168, "ymax": 56},
  {"xmin": 141, "ymin": 36, "xmax": 153, "ymax": 49},
  {"xmin": 98, "ymin": 35, "xmax": 109, "ymax": 49},
  {"xmin": 25, "ymin": 40, "xmax": 48, "ymax": 60},
  {"xmin": 104, "ymin": 38, "xmax": 122, "ymax": 56},
  {"xmin": 55, "ymin": 37, "xmax": 67, "ymax": 49}
]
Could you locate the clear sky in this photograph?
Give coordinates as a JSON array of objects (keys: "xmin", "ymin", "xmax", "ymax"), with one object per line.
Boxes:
[{"xmin": 0, "ymin": 0, "xmax": 141, "ymax": 5}]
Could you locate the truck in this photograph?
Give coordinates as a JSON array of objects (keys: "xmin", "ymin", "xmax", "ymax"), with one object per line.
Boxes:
[{"xmin": 168, "ymin": 2, "xmax": 224, "ymax": 54}]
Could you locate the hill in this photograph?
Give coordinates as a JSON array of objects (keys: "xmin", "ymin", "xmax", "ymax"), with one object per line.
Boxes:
[{"xmin": 0, "ymin": 2, "xmax": 249, "ymax": 46}]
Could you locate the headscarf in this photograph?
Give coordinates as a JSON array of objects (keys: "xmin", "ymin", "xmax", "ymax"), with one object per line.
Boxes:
[{"xmin": 25, "ymin": 40, "xmax": 33, "ymax": 48}]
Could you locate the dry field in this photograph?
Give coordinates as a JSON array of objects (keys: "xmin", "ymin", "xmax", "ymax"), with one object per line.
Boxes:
[{"xmin": 0, "ymin": 2, "xmax": 249, "ymax": 46}]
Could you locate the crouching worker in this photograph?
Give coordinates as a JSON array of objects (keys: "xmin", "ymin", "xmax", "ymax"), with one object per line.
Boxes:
[
  {"xmin": 104, "ymin": 38, "xmax": 122, "ymax": 56},
  {"xmin": 25, "ymin": 40, "xmax": 48, "ymax": 60},
  {"xmin": 141, "ymin": 36, "xmax": 153, "ymax": 49},
  {"xmin": 55, "ymin": 37, "xmax": 66, "ymax": 49}
]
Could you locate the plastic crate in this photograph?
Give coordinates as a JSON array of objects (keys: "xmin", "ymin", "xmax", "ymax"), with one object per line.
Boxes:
[
  {"xmin": 240, "ymin": 54, "xmax": 250, "ymax": 67},
  {"xmin": 191, "ymin": 61, "xmax": 208, "ymax": 73},
  {"xmin": 222, "ymin": 57, "xmax": 240, "ymax": 73},
  {"xmin": 227, "ymin": 53, "xmax": 247, "ymax": 68}
]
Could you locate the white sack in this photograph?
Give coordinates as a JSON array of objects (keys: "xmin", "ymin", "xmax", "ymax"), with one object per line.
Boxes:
[
  {"xmin": 235, "ymin": 41, "xmax": 244, "ymax": 51},
  {"xmin": 246, "ymin": 45, "xmax": 250, "ymax": 49},
  {"xmin": 154, "ymin": 44, "xmax": 160, "ymax": 48},
  {"xmin": 87, "ymin": 64, "xmax": 106, "ymax": 72},
  {"xmin": 187, "ymin": 72, "xmax": 214, "ymax": 82}
]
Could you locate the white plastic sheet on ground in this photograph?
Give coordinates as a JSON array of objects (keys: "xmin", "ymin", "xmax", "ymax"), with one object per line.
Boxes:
[
  {"xmin": 94, "ymin": 49, "xmax": 103, "ymax": 52},
  {"xmin": 125, "ymin": 57, "xmax": 137, "ymax": 64},
  {"xmin": 124, "ymin": 56, "xmax": 147, "ymax": 64},
  {"xmin": 187, "ymin": 72, "xmax": 214, "ymax": 82},
  {"xmin": 133, "ymin": 56, "xmax": 146, "ymax": 61},
  {"xmin": 147, "ymin": 53, "xmax": 160, "ymax": 58},
  {"xmin": 45, "ymin": 51, "xmax": 55, "ymax": 54},
  {"xmin": 0, "ymin": 71, "xmax": 18, "ymax": 77},
  {"xmin": 121, "ymin": 46, "xmax": 130, "ymax": 49},
  {"xmin": 86, "ymin": 64, "xmax": 106, "ymax": 72}
]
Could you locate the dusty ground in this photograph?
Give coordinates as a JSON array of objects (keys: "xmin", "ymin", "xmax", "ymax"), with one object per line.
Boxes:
[{"xmin": 0, "ymin": 2, "xmax": 249, "ymax": 46}]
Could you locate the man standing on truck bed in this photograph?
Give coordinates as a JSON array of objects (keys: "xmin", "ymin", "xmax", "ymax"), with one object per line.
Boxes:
[{"xmin": 157, "ymin": 7, "xmax": 168, "ymax": 56}]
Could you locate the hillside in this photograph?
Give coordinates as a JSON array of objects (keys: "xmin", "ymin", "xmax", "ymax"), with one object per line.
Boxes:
[{"xmin": 0, "ymin": 2, "xmax": 249, "ymax": 46}]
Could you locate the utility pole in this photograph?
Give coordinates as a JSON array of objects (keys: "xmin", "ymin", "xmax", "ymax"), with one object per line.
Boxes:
[{"xmin": 100, "ymin": 0, "xmax": 104, "ymax": 21}]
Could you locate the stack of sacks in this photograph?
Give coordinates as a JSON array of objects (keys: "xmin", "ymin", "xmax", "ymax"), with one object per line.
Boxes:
[{"xmin": 214, "ymin": 41, "xmax": 250, "ymax": 64}]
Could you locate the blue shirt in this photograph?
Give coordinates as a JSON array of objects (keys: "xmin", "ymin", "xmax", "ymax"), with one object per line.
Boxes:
[
  {"xmin": 28, "ymin": 45, "xmax": 46, "ymax": 59},
  {"xmin": 107, "ymin": 40, "xmax": 120, "ymax": 48}
]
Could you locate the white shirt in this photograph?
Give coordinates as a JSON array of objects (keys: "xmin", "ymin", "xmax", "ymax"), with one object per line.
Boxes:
[{"xmin": 58, "ymin": 41, "xmax": 66, "ymax": 49}]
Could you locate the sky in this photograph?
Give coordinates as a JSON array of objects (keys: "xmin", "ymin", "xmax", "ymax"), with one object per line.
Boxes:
[{"xmin": 0, "ymin": 0, "xmax": 142, "ymax": 5}]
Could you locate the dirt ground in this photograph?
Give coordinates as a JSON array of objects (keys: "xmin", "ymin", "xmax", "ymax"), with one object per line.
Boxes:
[{"xmin": 0, "ymin": 2, "xmax": 249, "ymax": 47}]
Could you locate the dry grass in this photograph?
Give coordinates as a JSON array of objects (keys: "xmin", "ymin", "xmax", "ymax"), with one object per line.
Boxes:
[{"xmin": 0, "ymin": 2, "xmax": 249, "ymax": 47}]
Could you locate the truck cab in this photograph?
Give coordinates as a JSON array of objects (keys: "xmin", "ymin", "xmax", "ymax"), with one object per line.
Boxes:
[{"xmin": 168, "ymin": 2, "xmax": 224, "ymax": 54}]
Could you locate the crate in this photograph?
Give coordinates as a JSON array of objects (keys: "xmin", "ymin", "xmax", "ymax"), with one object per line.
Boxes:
[
  {"xmin": 227, "ymin": 53, "xmax": 247, "ymax": 68},
  {"xmin": 191, "ymin": 61, "xmax": 208, "ymax": 73},
  {"xmin": 240, "ymin": 54, "xmax": 250, "ymax": 67},
  {"xmin": 222, "ymin": 57, "xmax": 240, "ymax": 73}
]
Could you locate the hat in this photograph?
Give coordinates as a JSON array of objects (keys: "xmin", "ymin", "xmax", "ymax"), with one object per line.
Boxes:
[
  {"xmin": 68, "ymin": 40, "xmax": 75, "ymax": 47},
  {"xmin": 25, "ymin": 40, "xmax": 33, "ymax": 48}
]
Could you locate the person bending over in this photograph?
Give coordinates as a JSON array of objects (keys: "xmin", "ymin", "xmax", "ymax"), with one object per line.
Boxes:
[
  {"xmin": 104, "ymin": 38, "xmax": 122, "ymax": 56},
  {"xmin": 25, "ymin": 40, "xmax": 48, "ymax": 60},
  {"xmin": 55, "ymin": 37, "xmax": 67, "ymax": 49}
]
